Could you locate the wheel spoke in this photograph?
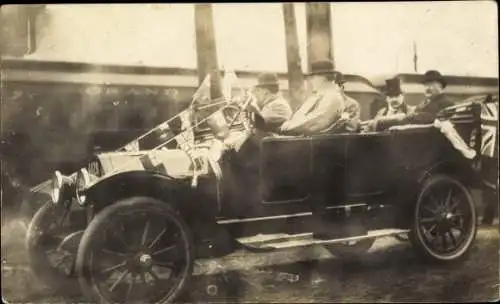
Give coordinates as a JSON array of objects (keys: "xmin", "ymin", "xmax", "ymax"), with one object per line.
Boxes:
[
  {"xmin": 102, "ymin": 248, "xmax": 128, "ymax": 258},
  {"xmin": 419, "ymin": 217, "xmax": 437, "ymax": 224},
  {"xmin": 422, "ymin": 223, "xmax": 437, "ymax": 235},
  {"xmin": 444, "ymin": 188, "xmax": 453, "ymax": 209},
  {"xmin": 153, "ymin": 261, "xmax": 175, "ymax": 269},
  {"xmin": 423, "ymin": 205, "xmax": 438, "ymax": 215},
  {"xmin": 449, "ymin": 198, "xmax": 460, "ymax": 212},
  {"xmin": 109, "ymin": 269, "xmax": 129, "ymax": 292},
  {"xmin": 148, "ymin": 227, "xmax": 167, "ymax": 249},
  {"xmin": 53, "ymin": 254, "xmax": 72, "ymax": 269},
  {"xmin": 68, "ymin": 261, "xmax": 76, "ymax": 276},
  {"xmin": 152, "ymin": 244, "xmax": 177, "ymax": 256},
  {"xmin": 147, "ymin": 268, "xmax": 161, "ymax": 284},
  {"xmin": 451, "ymin": 212, "xmax": 464, "ymax": 219},
  {"xmin": 109, "ymin": 223, "xmax": 128, "ymax": 249},
  {"xmin": 140, "ymin": 271, "xmax": 147, "ymax": 285},
  {"xmin": 456, "ymin": 226, "xmax": 465, "ymax": 235},
  {"xmin": 141, "ymin": 220, "xmax": 151, "ymax": 247},
  {"xmin": 447, "ymin": 229, "xmax": 457, "ymax": 248},
  {"xmin": 429, "ymin": 193, "xmax": 442, "ymax": 209},
  {"xmin": 429, "ymin": 223, "xmax": 437, "ymax": 233},
  {"xmin": 441, "ymin": 233, "xmax": 448, "ymax": 251},
  {"xmin": 125, "ymin": 273, "xmax": 135, "ymax": 302},
  {"xmin": 101, "ymin": 261, "xmax": 127, "ymax": 275}
]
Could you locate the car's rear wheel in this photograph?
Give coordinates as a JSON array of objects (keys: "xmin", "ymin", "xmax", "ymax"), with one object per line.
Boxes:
[
  {"xmin": 26, "ymin": 201, "xmax": 80, "ymax": 293},
  {"xmin": 76, "ymin": 197, "xmax": 194, "ymax": 304},
  {"xmin": 409, "ymin": 174, "xmax": 477, "ymax": 263}
]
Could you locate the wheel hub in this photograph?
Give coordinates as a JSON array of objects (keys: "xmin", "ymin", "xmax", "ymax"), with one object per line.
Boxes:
[{"xmin": 137, "ymin": 253, "xmax": 153, "ymax": 268}]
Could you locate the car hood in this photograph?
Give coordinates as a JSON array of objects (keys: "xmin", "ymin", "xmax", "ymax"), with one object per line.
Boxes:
[{"xmin": 92, "ymin": 148, "xmax": 209, "ymax": 180}]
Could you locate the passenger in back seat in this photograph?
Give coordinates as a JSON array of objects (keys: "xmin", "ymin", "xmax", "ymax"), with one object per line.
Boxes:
[
  {"xmin": 361, "ymin": 70, "xmax": 453, "ymax": 132},
  {"xmin": 328, "ymin": 72, "xmax": 361, "ymax": 133},
  {"xmin": 280, "ymin": 60, "xmax": 345, "ymax": 135}
]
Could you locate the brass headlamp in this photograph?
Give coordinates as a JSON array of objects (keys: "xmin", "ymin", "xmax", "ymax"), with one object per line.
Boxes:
[
  {"xmin": 50, "ymin": 170, "xmax": 75, "ymax": 204},
  {"xmin": 75, "ymin": 168, "xmax": 98, "ymax": 206}
]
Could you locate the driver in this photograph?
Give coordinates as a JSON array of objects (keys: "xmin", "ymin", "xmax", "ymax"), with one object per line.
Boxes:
[
  {"xmin": 246, "ymin": 73, "xmax": 293, "ymax": 135},
  {"xmin": 218, "ymin": 73, "xmax": 292, "ymax": 152}
]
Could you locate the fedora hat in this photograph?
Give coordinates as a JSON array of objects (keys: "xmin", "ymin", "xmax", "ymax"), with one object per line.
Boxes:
[
  {"xmin": 422, "ymin": 70, "xmax": 447, "ymax": 88},
  {"xmin": 255, "ymin": 73, "xmax": 280, "ymax": 88},
  {"xmin": 384, "ymin": 77, "xmax": 403, "ymax": 97}
]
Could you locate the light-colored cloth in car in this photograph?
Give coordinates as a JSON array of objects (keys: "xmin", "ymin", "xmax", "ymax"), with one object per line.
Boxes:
[{"xmin": 280, "ymin": 83, "xmax": 344, "ymax": 135}]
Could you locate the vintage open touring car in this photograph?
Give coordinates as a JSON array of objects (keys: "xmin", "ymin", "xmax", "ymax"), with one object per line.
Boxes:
[{"xmin": 26, "ymin": 72, "xmax": 492, "ymax": 303}]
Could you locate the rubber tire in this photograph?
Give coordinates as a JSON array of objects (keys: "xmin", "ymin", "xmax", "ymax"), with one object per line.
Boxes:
[
  {"xmin": 25, "ymin": 201, "xmax": 80, "ymax": 292},
  {"xmin": 409, "ymin": 174, "xmax": 477, "ymax": 264},
  {"xmin": 325, "ymin": 238, "xmax": 375, "ymax": 261},
  {"xmin": 75, "ymin": 196, "xmax": 194, "ymax": 304}
]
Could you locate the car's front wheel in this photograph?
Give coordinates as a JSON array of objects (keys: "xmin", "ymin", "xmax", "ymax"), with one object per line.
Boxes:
[
  {"xmin": 26, "ymin": 201, "xmax": 80, "ymax": 293},
  {"xmin": 76, "ymin": 197, "xmax": 194, "ymax": 304},
  {"xmin": 409, "ymin": 174, "xmax": 477, "ymax": 263}
]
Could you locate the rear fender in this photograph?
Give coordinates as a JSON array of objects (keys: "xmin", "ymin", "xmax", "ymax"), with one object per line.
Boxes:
[
  {"xmin": 417, "ymin": 160, "xmax": 479, "ymax": 188},
  {"xmin": 395, "ymin": 160, "xmax": 479, "ymax": 227}
]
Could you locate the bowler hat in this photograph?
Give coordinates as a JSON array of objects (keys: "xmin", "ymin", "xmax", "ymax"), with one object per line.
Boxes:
[
  {"xmin": 422, "ymin": 70, "xmax": 447, "ymax": 88},
  {"xmin": 384, "ymin": 77, "xmax": 403, "ymax": 97},
  {"xmin": 255, "ymin": 73, "xmax": 280, "ymax": 88}
]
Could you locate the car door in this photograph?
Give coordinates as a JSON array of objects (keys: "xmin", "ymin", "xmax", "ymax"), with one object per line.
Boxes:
[
  {"xmin": 344, "ymin": 132, "xmax": 395, "ymax": 197},
  {"xmin": 259, "ymin": 136, "xmax": 312, "ymax": 204},
  {"xmin": 310, "ymin": 133, "xmax": 349, "ymax": 206}
]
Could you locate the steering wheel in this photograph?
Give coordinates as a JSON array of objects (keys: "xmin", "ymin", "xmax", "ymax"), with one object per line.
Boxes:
[{"xmin": 221, "ymin": 98, "xmax": 254, "ymax": 132}]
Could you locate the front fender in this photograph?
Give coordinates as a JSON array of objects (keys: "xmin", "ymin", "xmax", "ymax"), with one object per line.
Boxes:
[{"xmin": 84, "ymin": 171, "xmax": 207, "ymax": 217}]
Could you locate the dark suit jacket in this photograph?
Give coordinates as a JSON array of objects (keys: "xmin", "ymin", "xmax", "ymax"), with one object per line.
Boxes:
[{"xmin": 375, "ymin": 93, "xmax": 454, "ymax": 131}]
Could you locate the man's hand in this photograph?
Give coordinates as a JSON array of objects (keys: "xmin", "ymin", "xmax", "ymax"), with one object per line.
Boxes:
[
  {"xmin": 238, "ymin": 91, "xmax": 258, "ymax": 111},
  {"xmin": 336, "ymin": 112, "xmax": 351, "ymax": 125},
  {"xmin": 360, "ymin": 119, "xmax": 378, "ymax": 133},
  {"xmin": 280, "ymin": 120, "xmax": 293, "ymax": 132}
]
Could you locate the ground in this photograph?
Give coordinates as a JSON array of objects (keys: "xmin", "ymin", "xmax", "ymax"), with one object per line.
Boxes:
[{"xmin": 1, "ymin": 216, "xmax": 499, "ymax": 303}]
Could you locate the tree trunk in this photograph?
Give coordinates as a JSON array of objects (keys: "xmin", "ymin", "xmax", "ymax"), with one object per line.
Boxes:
[
  {"xmin": 306, "ymin": 2, "xmax": 334, "ymax": 69},
  {"xmin": 282, "ymin": 3, "xmax": 305, "ymax": 110},
  {"xmin": 194, "ymin": 4, "xmax": 219, "ymax": 85}
]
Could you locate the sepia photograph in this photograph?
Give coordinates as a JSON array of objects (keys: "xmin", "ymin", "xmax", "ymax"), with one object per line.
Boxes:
[{"xmin": 1, "ymin": 2, "xmax": 499, "ymax": 303}]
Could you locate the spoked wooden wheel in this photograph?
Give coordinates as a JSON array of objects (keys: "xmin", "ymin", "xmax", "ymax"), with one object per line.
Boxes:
[
  {"xmin": 26, "ymin": 201, "xmax": 80, "ymax": 292},
  {"xmin": 76, "ymin": 197, "xmax": 194, "ymax": 304},
  {"xmin": 409, "ymin": 175, "xmax": 477, "ymax": 263}
]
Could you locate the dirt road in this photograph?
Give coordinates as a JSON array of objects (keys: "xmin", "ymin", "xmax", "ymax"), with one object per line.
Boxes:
[{"xmin": 2, "ymin": 217, "xmax": 499, "ymax": 303}]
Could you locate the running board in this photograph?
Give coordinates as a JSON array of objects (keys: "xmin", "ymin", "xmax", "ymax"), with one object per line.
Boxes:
[{"xmin": 237, "ymin": 229, "xmax": 410, "ymax": 250}]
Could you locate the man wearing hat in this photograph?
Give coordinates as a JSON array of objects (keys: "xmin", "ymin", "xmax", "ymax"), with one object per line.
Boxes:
[
  {"xmin": 219, "ymin": 73, "xmax": 292, "ymax": 217},
  {"xmin": 247, "ymin": 73, "xmax": 293, "ymax": 134},
  {"xmin": 280, "ymin": 60, "xmax": 352, "ymax": 239},
  {"xmin": 374, "ymin": 77, "xmax": 415, "ymax": 119},
  {"xmin": 280, "ymin": 60, "xmax": 345, "ymax": 135},
  {"xmin": 362, "ymin": 70, "xmax": 454, "ymax": 131},
  {"xmin": 321, "ymin": 71, "xmax": 362, "ymax": 133}
]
